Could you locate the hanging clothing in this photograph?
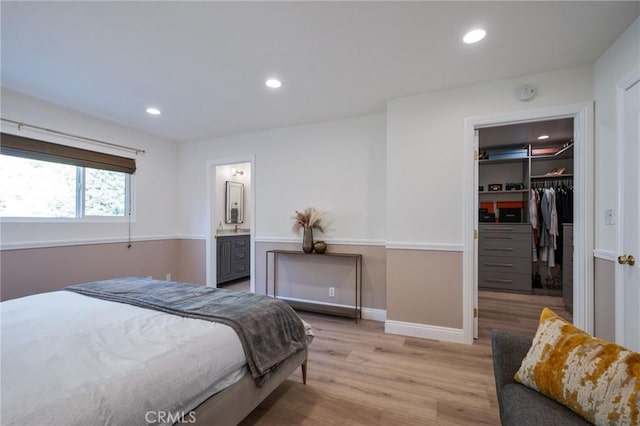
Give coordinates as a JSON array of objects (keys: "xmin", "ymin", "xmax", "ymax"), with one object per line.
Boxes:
[
  {"xmin": 530, "ymin": 189, "xmax": 539, "ymax": 261},
  {"xmin": 539, "ymin": 188, "xmax": 558, "ymax": 269}
]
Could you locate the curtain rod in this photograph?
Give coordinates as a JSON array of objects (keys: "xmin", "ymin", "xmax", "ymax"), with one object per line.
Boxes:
[{"xmin": 1, "ymin": 117, "xmax": 146, "ymax": 155}]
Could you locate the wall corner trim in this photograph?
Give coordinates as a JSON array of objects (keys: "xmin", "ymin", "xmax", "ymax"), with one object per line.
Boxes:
[
  {"xmin": 1, "ymin": 235, "xmax": 179, "ymax": 251},
  {"xmin": 385, "ymin": 242, "xmax": 464, "ymax": 252},
  {"xmin": 384, "ymin": 319, "xmax": 467, "ymax": 344},
  {"xmin": 177, "ymin": 235, "xmax": 207, "ymax": 240},
  {"xmin": 593, "ymin": 248, "xmax": 617, "ymax": 262}
]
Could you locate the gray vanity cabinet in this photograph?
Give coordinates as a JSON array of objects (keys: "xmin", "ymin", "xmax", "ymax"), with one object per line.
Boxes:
[{"xmin": 216, "ymin": 234, "xmax": 250, "ymax": 284}]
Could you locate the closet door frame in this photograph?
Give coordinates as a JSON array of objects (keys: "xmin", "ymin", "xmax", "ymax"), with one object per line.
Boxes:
[{"xmin": 462, "ymin": 102, "xmax": 594, "ymax": 343}]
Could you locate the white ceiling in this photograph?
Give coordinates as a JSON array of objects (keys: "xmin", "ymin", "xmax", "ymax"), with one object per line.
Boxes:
[
  {"xmin": 1, "ymin": 1, "xmax": 638, "ymax": 143},
  {"xmin": 479, "ymin": 118, "xmax": 574, "ymax": 149}
]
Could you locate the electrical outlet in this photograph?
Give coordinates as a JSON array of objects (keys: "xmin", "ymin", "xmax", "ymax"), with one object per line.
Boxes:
[
  {"xmin": 605, "ymin": 209, "xmax": 615, "ymax": 225},
  {"xmin": 146, "ymin": 276, "xmax": 153, "ymax": 280},
  {"xmin": 329, "ymin": 287, "xmax": 335, "ymax": 297},
  {"xmin": 166, "ymin": 273, "xmax": 172, "ymax": 281}
]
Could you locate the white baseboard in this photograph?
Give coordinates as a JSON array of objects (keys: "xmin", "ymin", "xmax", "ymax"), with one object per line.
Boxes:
[
  {"xmin": 276, "ymin": 296, "xmax": 386, "ymax": 322},
  {"xmin": 362, "ymin": 307, "xmax": 387, "ymax": 322},
  {"xmin": 384, "ymin": 319, "xmax": 466, "ymax": 344}
]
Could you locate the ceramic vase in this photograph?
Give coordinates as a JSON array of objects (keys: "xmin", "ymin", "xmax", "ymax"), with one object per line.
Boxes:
[{"xmin": 302, "ymin": 227, "xmax": 314, "ymax": 253}]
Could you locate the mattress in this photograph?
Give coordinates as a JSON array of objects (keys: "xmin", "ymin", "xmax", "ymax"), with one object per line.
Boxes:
[{"xmin": 0, "ymin": 291, "xmax": 249, "ymax": 426}]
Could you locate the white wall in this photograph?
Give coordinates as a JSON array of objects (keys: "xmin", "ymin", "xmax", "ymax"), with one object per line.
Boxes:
[
  {"xmin": 386, "ymin": 64, "xmax": 594, "ymax": 245},
  {"xmin": 0, "ymin": 89, "xmax": 180, "ymax": 247},
  {"xmin": 594, "ymin": 17, "xmax": 639, "ymax": 254},
  {"xmin": 178, "ymin": 114, "xmax": 386, "ymax": 243}
]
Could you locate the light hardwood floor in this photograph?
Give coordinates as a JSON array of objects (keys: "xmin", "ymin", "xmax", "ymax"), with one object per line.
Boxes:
[
  {"xmin": 218, "ymin": 278, "xmax": 251, "ymax": 292},
  {"xmin": 239, "ymin": 291, "xmax": 571, "ymax": 425}
]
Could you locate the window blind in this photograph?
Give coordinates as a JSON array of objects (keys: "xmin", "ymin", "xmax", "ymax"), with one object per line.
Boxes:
[{"xmin": 0, "ymin": 132, "xmax": 136, "ymax": 174}]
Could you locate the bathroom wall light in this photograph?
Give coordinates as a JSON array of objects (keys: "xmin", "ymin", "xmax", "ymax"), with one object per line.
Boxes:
[{"xmin": 231, "ymin": 168, "xmax": 244, "ymax": 176}]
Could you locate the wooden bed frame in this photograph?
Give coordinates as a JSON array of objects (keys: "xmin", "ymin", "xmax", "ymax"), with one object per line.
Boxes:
[{"xmin": 188, "ymin": 349, "xmax": 308, "ymax": 425}]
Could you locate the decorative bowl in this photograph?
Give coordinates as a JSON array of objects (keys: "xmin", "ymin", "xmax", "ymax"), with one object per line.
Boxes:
[{"xmin": 313, "ymin": 241, "xmax": 327, "ymax": 254}]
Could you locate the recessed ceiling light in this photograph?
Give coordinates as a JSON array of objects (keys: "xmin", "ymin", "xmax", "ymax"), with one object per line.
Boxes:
[
  {"xmin": 537, "ymin": 135, "xmax": 550, "ymax": 140},
  {"xmin": 146, "ymin": 107, "xmax": 161, "ymax": 115},
  {"xmin": 265, "ymin": 79, "xmax": 282, "ymax": 89},
  {"xmin": 463, "ymin": 29, "xmax": 486, "ymax": 44}
]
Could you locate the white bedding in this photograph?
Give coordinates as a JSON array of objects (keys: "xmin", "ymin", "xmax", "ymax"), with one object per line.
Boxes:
[{"xmin": 1, "ymin": 291, "xmax": 248, "ymax": 426}]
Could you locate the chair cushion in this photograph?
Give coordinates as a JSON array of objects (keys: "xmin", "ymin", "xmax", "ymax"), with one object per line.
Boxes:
[
  {"xmin": 514, "ymin": 308, "xmax": 640, "ymax": 425},
  {"xmin": 500, "ymin": 383, "xmax": 591, "ymax": 426}
]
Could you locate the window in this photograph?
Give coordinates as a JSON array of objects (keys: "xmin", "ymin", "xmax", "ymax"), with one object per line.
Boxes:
[{"xmin": 0, "ymin": 133, "xmax": 135, "ymax": 219}]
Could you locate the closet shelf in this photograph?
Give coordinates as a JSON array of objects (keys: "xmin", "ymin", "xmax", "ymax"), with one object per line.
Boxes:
[
  {"xmin": 531, "ymin": 174, "xmax": 573, "ymax": 179},
  {"xmin": 530, "ymin": 142, "xmax": 574, "ymax": 160},
  {"xmin": 479, "ymin": 190, "xmax": 528, "ymax": 195},
  {"xmin": 479, "ymin": 142, "xmax": 574, "ymax": 164},
  {"xmin": 479, "ymin": 157, "xmax": 527, "ymax": 165}
]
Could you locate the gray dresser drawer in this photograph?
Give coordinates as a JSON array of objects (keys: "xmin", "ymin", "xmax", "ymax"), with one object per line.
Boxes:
[
  {"xmin": 478, "ymin": 238, "xmax": 531, "ymax": 257},
  {"xmin": 481, "ymin": 232, "xmax": 531, "ymax": 243},
  {"xmin": 479, "ymin": 224, "xmax": 531, "ymax": 234},
  {"xmin": 478, "ymin": 256, "xmax": 531, "ymax": 274},
  {"xmin": 478, "ymin": 271, "xmax": 531, "ymax": 292}
]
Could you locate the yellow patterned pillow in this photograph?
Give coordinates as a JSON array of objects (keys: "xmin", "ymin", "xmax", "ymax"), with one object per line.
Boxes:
[{"xmin": 514, "ymin": 308, "xmax": 640, "ymax": 425}]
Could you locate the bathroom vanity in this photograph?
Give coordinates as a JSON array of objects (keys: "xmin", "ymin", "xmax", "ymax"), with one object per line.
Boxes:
[{"xmin": 217, "ymin": 232, "xmax": 250, "ymax": 284}]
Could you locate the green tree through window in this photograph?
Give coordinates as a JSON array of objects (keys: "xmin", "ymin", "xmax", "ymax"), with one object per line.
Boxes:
[{"xmin": 0, "ymin": 155, "xmax": 129, "ymax": 218}]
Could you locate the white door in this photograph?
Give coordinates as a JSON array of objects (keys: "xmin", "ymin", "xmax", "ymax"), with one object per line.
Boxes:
[{"xmin": 616, "ymin": 77, "xmax": 640, "ymax": 351}]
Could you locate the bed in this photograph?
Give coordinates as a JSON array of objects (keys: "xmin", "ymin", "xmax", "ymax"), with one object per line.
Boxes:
[{"xmin": 0, "ymin": 277, "xmax": 312, "ymax": 426}]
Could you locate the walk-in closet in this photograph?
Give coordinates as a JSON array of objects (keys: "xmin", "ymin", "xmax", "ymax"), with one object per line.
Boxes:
[{"xmin": 477, "ymin": 118, "xmax": 575, "ymax": 317}]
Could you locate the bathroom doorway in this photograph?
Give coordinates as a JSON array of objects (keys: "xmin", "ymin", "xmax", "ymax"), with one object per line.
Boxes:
[{"xmin": 206, "ymin": 156, "xmax": 255, "ymax": 293}]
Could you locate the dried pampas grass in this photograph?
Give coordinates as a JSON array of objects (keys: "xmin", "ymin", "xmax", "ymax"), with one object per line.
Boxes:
[{"xmin": 292, "ymin": 207, "xmax": 325, "ymax": 233}]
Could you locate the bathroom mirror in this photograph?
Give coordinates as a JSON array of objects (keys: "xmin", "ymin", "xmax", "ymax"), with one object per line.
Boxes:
[{"xmin": 225, "ymin": 181, "xmax": 244, "ymax": 224}]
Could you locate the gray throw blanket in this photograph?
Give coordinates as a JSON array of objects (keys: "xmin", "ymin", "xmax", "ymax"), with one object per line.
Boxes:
[{"xmin": 64, "ymin": 277, "xmax": 307, "ymax": 387}]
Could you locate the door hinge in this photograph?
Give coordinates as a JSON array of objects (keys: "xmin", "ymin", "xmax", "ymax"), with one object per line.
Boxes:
[
  {"xmin": 474, "ymin": 150, "xmax": 479, "ymax": 161},
  {"xmin": 474, "ymin": 229, "xmax": 478, "ymax": 239},
  {"xmin": 474, "ymin": 308, "xmax": 478, "ymax": 318}
]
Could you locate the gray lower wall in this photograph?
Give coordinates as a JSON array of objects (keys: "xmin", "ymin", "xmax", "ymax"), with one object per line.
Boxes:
[
  {"xmin": 1, "ymin": 237, "xmax": 613, "ymax": 336},
  {"xmin": 0, "ymin": 240, "xmax": 180, "ymax": 301},
  {"xmin": 256, "ymin": 241, "xmax": 386, "ymax": 310},
  {"xmin": 1, "ymin": 239, "xmax": 387, "ymax": 311},
  {"xmin": 177, "ymin": 239, "xmax": 206, "ymax": 286},
  {"xmin": 386, "ymin": 249, "xmax": 463, "ymax": 329}
]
